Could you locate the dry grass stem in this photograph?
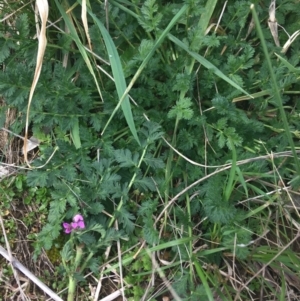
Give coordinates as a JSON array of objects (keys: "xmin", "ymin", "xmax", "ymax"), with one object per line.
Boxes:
[{"xmin": 24, "ymin": 0, "xmax": 49, "ymax": 167}]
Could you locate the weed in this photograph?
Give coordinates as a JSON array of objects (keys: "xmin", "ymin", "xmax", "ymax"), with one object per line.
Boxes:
[{"xmin": 1, "ymin": 0, "xmax": 300, "ymax": 300}]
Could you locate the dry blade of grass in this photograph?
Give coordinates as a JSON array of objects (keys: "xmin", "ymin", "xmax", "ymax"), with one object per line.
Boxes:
[
  {"xmin": 145, "ymin": 247, "xmax": 182, "ymax": 301},
  {"xmin": 54, "ymin": 0, "xmax": 104, "ymax": 105},
  {"xmin": 281, "ymin": 29, "xmax": 300, "ymax": 54},
  {"xmin": 24, "ymin": 0, "xmax": 48, "ymax": 167},
  {"xmin": 268, "ymin": 0, "xmax": 280, "ymax": 47},
  {"xmin": 81, "ymin": 0, "xmax": 92, "ymax": 51}
]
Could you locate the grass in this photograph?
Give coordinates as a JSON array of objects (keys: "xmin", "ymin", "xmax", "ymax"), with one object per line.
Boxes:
[{"xmin": 1, "ymin": 0, "xmax": 300, "ymax": 300}]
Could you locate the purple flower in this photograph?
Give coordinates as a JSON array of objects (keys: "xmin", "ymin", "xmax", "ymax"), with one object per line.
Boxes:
[
  {"xmin": 62, "ymin": 214, "xmax": 85, "ymax": 234},
  {"xmin": 72, "ymin": 214, "xmax": 85, "ymax": 229},
  {"xmin": 63, "ymin": 222, "xmax": 73, "ymax": 234}
]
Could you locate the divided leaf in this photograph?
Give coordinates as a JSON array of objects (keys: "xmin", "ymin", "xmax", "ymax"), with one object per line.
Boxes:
[{"xmin": 114, "ymin": 149, "xmax": 139, "ymax": 167}]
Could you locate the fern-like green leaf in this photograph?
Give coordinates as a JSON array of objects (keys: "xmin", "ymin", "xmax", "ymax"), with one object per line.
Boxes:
[
  {"xmin": 134, "ymin": 176, "xmax": 156, "ymax": 192},
  {"xmin": 114, "ymin": 149, "xmax": 139, "ymax": 167},
  {"xmin": 168, "ymin": 97, "xmax": 194, "ymax": 121},
  {"xmin": 26, "ymin": 170, "xmax": 49, "ymax": 187},
  {"xmin": 79, "ymin": 232, "xmax": 96, "ymax": 245},
  {"xmin": 116, "ymin": 207, "xmax": 135, "ymax": 233},
  {"xmin": 143, "ymin": 154, "xmax": 165, "ymax": 169},
  {"xmin": 138, "ymin": 0, "xmax": 163, "ymax": 33},
  {"xmin": 143, "ymin": 217, "xmax": 159, "ymax": 244}
]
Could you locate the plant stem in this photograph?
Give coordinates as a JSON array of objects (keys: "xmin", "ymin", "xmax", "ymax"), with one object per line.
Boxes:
[
  {"xmin": 67, "ymin": 275, "xmax": 76, "ymax": 301},
  {"xmin": 183, "ymin": 173, "xmax": 193, "ymax": 285},
  {"xmin": 164, "ymin": 116, "xmax": 179, "ymax": 223},
  {"xmin": 224, "ymin": 137, "xmax": 237, "ymax": 202},
  {"xmin": 79, "ymin": 251, "xmax": 94, "ymax": 274},
  {"xmin": 67, "ymin": 244, "xmax": 84, "ymax": 301}
]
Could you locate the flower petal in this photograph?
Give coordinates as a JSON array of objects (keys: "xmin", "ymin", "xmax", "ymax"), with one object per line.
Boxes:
[
  {"xmin": 71, "ymin": 221, "xmax": 85, "ymax": 230},
  {"xmin": 71, "ymin": 222, "xmax": 79, "ymax": 229},
  {"xmin": 77, "ymin": 220, "xmax": 85, "ymax": 229},
  {"xmin": 73, "ymin": 214, "xmax": 84, "ymax": 223},
  {"xmin": 63, "ymin": 222, "xmax": 70, "ymax": 229},
  {"xmin": 63, "ymin": 222, "xmax": 72, "ymax": 234}
]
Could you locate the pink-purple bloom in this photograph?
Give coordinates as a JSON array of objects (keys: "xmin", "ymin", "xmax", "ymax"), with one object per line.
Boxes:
[{"xmin": 63, "ymin": 214, "xmax": 85, "ymax": 234}]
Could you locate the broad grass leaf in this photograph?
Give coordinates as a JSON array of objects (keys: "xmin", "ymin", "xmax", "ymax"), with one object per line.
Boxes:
[
  {"xmin": 275, "ymin": 53, "xmax": 300, "ymax": 74},
  {"xmin": 85, "ymin": 8, "xmax": 140, "ymax": 145},
  {"xmin": 99, "ymin": 4, "xmax": 188, "ymax": 138},
  {"xmin": 168, "ymin": 34, "xmax": 252, "ymax": 97}
]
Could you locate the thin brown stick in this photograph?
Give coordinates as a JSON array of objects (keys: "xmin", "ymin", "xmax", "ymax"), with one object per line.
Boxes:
[
  {"xmin": 0, "ymin": 214, "xmax": 27, "ymax": 301},
  {"xmin": 145, "ymin": 248, "xmax": 182, "ymax": 301},
  {"xmin": 0, "ymin": 245, "xmax": 63, "ymax": 301}
]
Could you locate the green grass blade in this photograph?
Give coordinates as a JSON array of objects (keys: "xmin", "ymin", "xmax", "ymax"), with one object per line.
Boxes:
[
  {"xmin": 241, "ymin": 184, "xmax": 275, "ymax": 220},
  {"xmin": 187, "ymin": 0, "xmax": 218, "ymax": 73},
  {"xmin": 197, "ymin": 0, "xmax": 218, "ymax": 40},
  {"xmin": 279, "ymin": 271, "xmax": 286, "ymax": 301},
  {"xmin": 193, "ymin": 257, "xmax": 214, "ymax": 301},
  {"xmin": 275, "ymin": 53, "xmax": 300, "ymax": 74},
  {"xmin": 70, "ymin": 118, "xmax": 81, "ymax": 149},
  {"xmin": 100, "ymin": 237, "xmax": 192, "ymax": 275},
  {"xmin": 86, "ymin": 9, "xmax": 140, "ymax": 145},
  {"xmin": 232, "ymin": 89, "xmax": 272, "ymax": 102},
  {"xmin": 168, "ymin": 34, "xmax": 252, "ymax": 97},
  {"xmin": 251, "ymin": 4, "xmax": 300, "ymax": 184},
  {"xmin": 235, "ymin": 166, "xmax": 248, "ymax": 198},
  {"xmin": 224, "ymin": 137, "xmax": 237, "ymax": 202},
  {"xmin": 197, "ymin": 247, "xmax": 227, "ymax": 256},
  {"xmin": 101, "ymin": 4, "xmax": 188, "ymax": 136},
  {"xmin": 54, "ymin": 0, "xmax": 103, "ymax": 100},
  {"xmin": 110, "ymin": 0, "xmax": 138, "ymax": 18}
]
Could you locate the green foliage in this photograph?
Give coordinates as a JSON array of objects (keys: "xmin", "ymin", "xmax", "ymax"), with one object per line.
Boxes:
[
  {"xmin": 0, "ymin": 174, "xmax": 50, "ymax": 246},
  {"xmin": 124, "ymin": 248, "xmax": 153, "ymax": 300},
  {"xmin": 201, "ymin": 174, "xmax": 238, "ymax": 224},
  {"xmin": 114, "ymin": 149, "xmax": 139, "ymax": 168},
  {"xmin": 168, "ymin": 97, "xmax": 194, "ymax": 121},
  {"xmin": 2, "ymin": 0, "xmax": 300, "ymax": 299},
  {"xmin": 138, "ymin": 199, "xmax": 159, "ymax": 244},
  {"xmin": 221, "ymin": 225, "xmax": 252, "ymax": 260},
  {"xmin": 138, "ymin": 0, "xmax": 163, "ymax": 33},
  {"xmin": 172, "ymin": 72, "xmax": 194, "ymax": 93}
]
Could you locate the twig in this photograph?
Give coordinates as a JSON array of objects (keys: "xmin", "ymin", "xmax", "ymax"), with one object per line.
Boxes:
[
  {"xmin": 145, "ymin": 248, "xmax": 182, "ymax": 301},
  {"xmin": 93, "ymin": 245, "xmax": 111, "ymax": 301},
  {"xmin": 115, "ymin": 220, "xmax": 125, "ymax": 300},
  {"xmin": 99, "ymin": 288, "xmax": 124, "ymax": 301},
  {"xmin": 0, "ymin": 214, "xmax": 27, "ymax": 301},
  {"xmin": 0, "ymin": 245, "xmax": 64, "ymax": 301},
  {"xmin": 1, "ymin": 127, "xmax": 25, "ymax": 140}
]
